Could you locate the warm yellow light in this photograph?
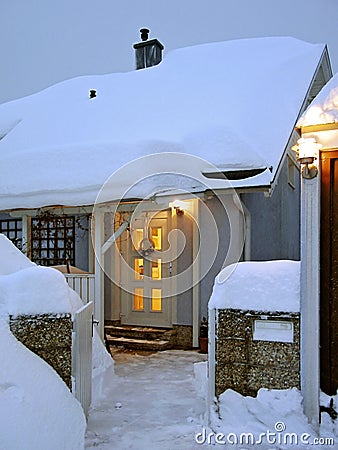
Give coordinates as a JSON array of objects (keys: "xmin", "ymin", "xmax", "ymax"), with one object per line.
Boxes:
[
  {"xmin": 134, "ymin": 258, "xmax": 144, "ymax": 280},
  {"xmin": 151, "ymin": 227, "xmax": 162, "ymax": 250},
  {"xmin": 151, "ymin": 289, "xmax": 162, "ymax": 311},
  {"xmin": 152, "ymin": 259, "xmax": 162, "ymax": 279},
  {"xmin": 292, "ymin": 137, "xmax": 322, "ymax": 179},
  {"xmin": 169, "ymin": 199, "xmax": 185, "ymax": 215},
  {"xmin": 292, "ymin": 137, "xmax": 322, "ymax": 161},
  {"xmin": 134, "ymin": 288, "xmax": 144, "ymax": 310}
]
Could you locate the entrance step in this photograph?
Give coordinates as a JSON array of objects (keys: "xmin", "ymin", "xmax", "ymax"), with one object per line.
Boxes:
[
  {"xmin": 105, "ymin": 325, "xmax": 176, "ymax": 352},
  {"xmin": 105, "ymin": 336, "xmax": 172, "ymax": 351}
]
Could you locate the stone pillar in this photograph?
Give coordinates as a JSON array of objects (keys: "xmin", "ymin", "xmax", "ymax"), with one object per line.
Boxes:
[{"xmin": 214, "ymin": 309, "xmax": 300, "ymax": 397}]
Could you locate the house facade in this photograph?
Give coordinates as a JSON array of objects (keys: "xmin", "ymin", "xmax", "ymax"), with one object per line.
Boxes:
[{"xmin": 0, "ymin": 34, "xmax": 332, "ymax": 348}]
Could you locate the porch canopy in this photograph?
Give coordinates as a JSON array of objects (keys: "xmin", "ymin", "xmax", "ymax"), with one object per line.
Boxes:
[
  {"xmin": 297, "ymin": 71, "xmax": 338, "ymax": 128},
  {"xmin": 0, "ymin": 36, "xmax": 327, "ymax": 210}
]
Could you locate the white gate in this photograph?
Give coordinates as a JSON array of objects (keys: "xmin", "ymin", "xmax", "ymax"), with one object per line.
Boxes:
[{"xmin": 73, "ymin": 301, "xmax": 93, "ymax": 418}]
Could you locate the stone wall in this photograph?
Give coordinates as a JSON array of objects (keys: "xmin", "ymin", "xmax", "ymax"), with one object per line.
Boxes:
[
  {"xmin": 173, "ymin": 325, "xmax": 193, "ymax": 349},
  {"xmin": 215, "ymin": 309, "xmax": 300, "ymax": 397},
  {"xmin": 9, "ymin": 314, "xmax": 73, "ymax": 388}
]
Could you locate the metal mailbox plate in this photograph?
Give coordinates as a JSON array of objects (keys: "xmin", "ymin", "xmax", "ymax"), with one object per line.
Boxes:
[{"xmin": 253, "ymin": 320, "xmax": 294, "ymax": 343}]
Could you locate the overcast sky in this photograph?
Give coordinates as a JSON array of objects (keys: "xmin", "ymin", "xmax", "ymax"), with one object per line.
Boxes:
[{"xmin": 1, "ymin": 0, "xmax": 338, "ymax": 105}]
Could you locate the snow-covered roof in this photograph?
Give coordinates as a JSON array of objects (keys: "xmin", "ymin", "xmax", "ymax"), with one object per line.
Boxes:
[
  {"xmin": 0, "ymin": 37, "xmax": 326, "ymax": 210},
  {"xmin": 297, "ymin": 72, "xmax": 338, "ymax": 127}
]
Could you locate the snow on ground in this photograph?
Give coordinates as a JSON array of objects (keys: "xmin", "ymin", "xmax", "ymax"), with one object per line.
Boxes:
[
  {"xmin": 0, "ymin": 37, "xmax": 326, "ymax": 209},
  {"xmin": 86, "ymin": 349, "xmax": 337, "ymax": 450},
  {"xmin": 210, "ymin": 387, "xmax": 337, "ymax": 449},
  {"xmin": 0, "ymin": 235, "xmax": 336, "ymax": 449},
  {"xmin": 86, "ymin": 350, "xmax": 208, "ymax": 450},
  {"xmin": 205, "ymin": 259, "xmax": 337, "ymax": 448},
  {"xmin": 0, "ymin": 235, "xmax": 88, "ymax": 449},
  {"xmin": 0, "ymin": 317, "xmax": 86, "ymax": 450},
  {"xmin": 0, "ymin": 231, "xmax": 330, "ymax": 450},
  {"xmin": 209, "ymin": 260, "xmax": 300, "ymax": 313}
]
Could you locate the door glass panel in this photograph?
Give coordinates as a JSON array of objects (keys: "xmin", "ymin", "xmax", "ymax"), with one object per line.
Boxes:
[
  {"xmin": 151, "ymin": 289, "xmax": 162, "ymax": 311},
  {"xmin": 151, "ymin": 259, "xmax": 162, "ymax": 279},
  {"xmin": 133, "ymin": 288, "xmax": 144, "ymax": 311},
  {"xmin": 133, "ymin": 228, "xmax": 144, "ymax": 250},
  {"xmin": 151, "ymin": 227, "xmax": 162, "ymax": 250},
  {"xmin": 134, "ymin": 258, "xmax": 144, "ymax": 280}
]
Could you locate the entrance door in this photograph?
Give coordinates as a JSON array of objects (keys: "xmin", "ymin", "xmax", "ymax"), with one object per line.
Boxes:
[
  {"xmin": 320, "ymin": 150, "xmax": 338, "ymax": 395},
  {"xmin": 120, "ymin": 210, "xmax": 172, "ymax": 328}
]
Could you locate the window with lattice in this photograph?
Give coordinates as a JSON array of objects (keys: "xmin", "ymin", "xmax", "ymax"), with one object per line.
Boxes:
[
  {"xmin": 0, "ymin": 218, "xmax": 23, "ymax": 250},
  {"xmin": 31, "ymin": 216, "xmax": 75, "ymax": 266}
]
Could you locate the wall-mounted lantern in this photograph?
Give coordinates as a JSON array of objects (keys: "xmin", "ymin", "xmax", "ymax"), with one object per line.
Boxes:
[
  {"xmin": 169, "ymin": 200, "xmax": 185, "ymax": 216},
  {"xmin": 292, "ymin": 137, "xmax": 322, "ymax": 179}
]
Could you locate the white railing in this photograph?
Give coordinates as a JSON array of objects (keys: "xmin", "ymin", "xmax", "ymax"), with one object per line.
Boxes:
[
  {"xmin": 73, "ymin": 301, "xmax": 93, "ymax": 419},
  {"xmin": 65, "ymin": 274, "xmax": 95, "ymax": 304}
]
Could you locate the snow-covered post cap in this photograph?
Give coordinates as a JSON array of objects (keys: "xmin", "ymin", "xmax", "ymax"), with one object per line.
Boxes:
[
  {"xmin": 0, "ymin": 235, "xmax": 72, "ymax": 316},
  {"xmin": 208, "ymin": 260, "xmax": 300, "ymax": 313}
]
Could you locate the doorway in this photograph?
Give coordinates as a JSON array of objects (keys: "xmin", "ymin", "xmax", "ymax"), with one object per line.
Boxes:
[{"xmin": 120, "ymin": 210, "xmax": 173, "ymax": 328}]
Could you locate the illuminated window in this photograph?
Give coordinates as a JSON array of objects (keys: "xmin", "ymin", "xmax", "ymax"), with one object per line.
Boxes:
[
  {"xmin": 151, "ymin": 227, "xmax": 162, "ymax": 250},
  {"xmin": 133, "ymin": 288, "xmax": 144, "ymax": 311},
  {"xmin": 151, "ymin": 259, "xmax": 162, "ymax": 279},
  {"xmin": 151, "ymin": 289, "xmax": 162, "ymax": 311},
  {"xmin": 134, "ymin": 258, "xmax": 144, "ymax": 280}
]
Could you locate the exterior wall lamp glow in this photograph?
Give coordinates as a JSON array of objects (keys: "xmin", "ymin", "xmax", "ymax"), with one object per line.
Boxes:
[
  {"xmin": 169, "ymin": 200, "xmax": 185, "ymax": 216},
  {"xmin": 292, "ymin": 137, "xmax": 322, "ymax": 179}
]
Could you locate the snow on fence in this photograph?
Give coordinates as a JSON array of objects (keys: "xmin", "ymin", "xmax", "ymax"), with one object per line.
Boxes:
[
  {"xmin": 65, "ymin": 274, "xmax": 95, "ymax": 304},
  {"xmin": 73, "ymin": 301, "xmax": 93, "ymax": 419}
]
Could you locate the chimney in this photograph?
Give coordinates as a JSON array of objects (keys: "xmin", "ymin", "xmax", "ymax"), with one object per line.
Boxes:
[{"xmin": 133, "ymin": 28, "xmax": 164, "ymax": 70}]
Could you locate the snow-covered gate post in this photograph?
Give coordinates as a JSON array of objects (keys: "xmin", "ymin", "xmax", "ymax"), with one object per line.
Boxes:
[
  {"xmin": 207, "ymin": 260, "xmax": 301, "ymax": 422},
  {"xmin": 73, "ymin": 301, "xmax": 93, "ymax": 418}
]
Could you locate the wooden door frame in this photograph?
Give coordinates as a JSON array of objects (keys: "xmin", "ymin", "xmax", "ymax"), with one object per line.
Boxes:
[{"xmin": 320, "ymin": 149, "xmax": 338, "ymax": 395}]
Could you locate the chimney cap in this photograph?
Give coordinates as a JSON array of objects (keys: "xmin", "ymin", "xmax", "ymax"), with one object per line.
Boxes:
[
  {"xmin": 140, "ymin": 28, "xmax": 150, "ymax": 41},
  {"xmin": 133, "ymin": 28, "xmax": 164, "ymax": 70}
]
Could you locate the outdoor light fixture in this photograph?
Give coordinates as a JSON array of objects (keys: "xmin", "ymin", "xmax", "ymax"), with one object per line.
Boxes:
[
  {"xmin": 292, "ymin": 137, "xmax": 322, "ymax": 179},
  {"xmin": 170, "ymin": 200, "xmax": 185, "ymax": 216}
]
